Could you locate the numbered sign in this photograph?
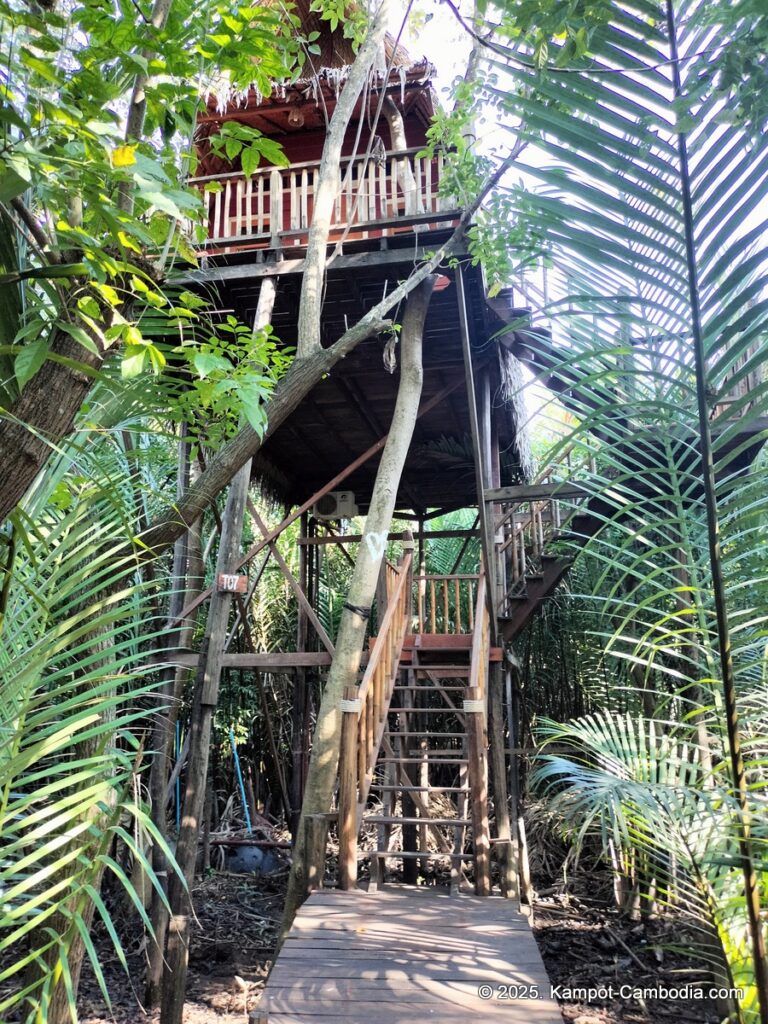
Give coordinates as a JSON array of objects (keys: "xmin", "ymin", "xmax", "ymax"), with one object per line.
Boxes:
[{"xmin": 217, "ymin": 573, "xmax": 248, "ymax": 594}]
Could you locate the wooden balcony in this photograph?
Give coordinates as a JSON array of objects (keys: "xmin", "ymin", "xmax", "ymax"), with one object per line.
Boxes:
[{"xmin": 189, "ymin": 147, "xmax": 459, "ymax": 253}]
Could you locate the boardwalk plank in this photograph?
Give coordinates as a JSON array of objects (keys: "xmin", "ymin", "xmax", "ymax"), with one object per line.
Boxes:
[{"xmin": 262, "ymin": 888, "xmax": 563, "ymax": 1024}]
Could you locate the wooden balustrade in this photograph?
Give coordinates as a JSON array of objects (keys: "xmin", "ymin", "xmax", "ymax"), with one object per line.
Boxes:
[
  {"xmin": 465, "ymin": 574, "xmax": 491, "ymax": 896},
  {"xmin": 414, "ymin": 573, "xmax": 479, "ymax": 635},
  {"xmin": 191, "ymin": 148, "xmax": 456, "ymax": 248},
  {"xmin": 338, "ymin": 549, "xmax": 414, "ymax": 890}
]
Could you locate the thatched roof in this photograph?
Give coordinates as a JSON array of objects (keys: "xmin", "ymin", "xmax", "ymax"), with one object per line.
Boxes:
[
  {"xmin": 204, "ymin": 2, "xmax": 432, "ymax": 116},
  {"xmin": 288, "ymin": 0, "xmax": 412, "ymax": 70}
]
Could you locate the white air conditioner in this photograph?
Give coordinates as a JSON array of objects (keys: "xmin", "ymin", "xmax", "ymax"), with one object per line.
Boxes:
[{"xmin": 313, "ymin": 490, "xmax": 359, "ymax": 521}]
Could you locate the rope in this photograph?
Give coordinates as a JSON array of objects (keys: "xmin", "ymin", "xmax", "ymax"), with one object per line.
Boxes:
[
  {"xmin": 463, "ymin": 699, "xmax": 485, "ymax": 713},
  {"xmin": 343, "ymin": 601, "xmax": 370, "ymax": 620}
]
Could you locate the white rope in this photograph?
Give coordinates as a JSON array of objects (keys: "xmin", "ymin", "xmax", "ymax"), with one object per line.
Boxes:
[
  {"xmin": 462, "ymin": 699, "xmax": 485, "ymax": 713},
  {"xmin": 339, "ymin": 698, "xmax": 362, "ymax": 713}
]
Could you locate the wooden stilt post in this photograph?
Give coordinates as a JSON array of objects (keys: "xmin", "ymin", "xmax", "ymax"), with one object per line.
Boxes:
[
  {"xmin": 338, "ymin": 685, "xmax": 361, "ymax": 890},
  {"xmin": 291, "ymin": 511, "xmax": 310, "ymax": 840},
  {"xmin": 488, "ymin": 661, "xmax": 518, "ymax": 899},
  {"xmin": 160, "ymin": 278, "xmax": 276, "ymax": 1024},
  {"xmin": 161, "ymin": 468, "xmax": 251, "ymax": 1024},
  {"xmin": 401, "ymin": 683, "xmax": 418, "ymax": 884},
  {"xmin": 465, "ymin": 684, "xmax": 491, "ymax": 896},
  {"xmin": 145, "ymin": 426, "xmax": 190, "ymax": 1007}
]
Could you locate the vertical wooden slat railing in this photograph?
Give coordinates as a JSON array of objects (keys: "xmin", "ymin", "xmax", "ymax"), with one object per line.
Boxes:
[
  {"xmin": 191, "ymin": 148, "xmax": 458, "ymax": 248},
  {"xmin": 412, "ymin": 573, "xmax": 479, "ymax": 634},
  {"xmin": 465, "ymin": 574, "xmax": 491, "ymax": 896},
  {"xmin": 338, "ymin": 549, "xmax": 414, "ymax": 890},
  {"xmin": 490, "ymin": 443, "xmax": 596, "ymax": 615}
]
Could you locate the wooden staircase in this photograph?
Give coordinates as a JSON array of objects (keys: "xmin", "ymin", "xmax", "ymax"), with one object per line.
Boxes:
[{"xmin": 337, "ymin": 563, "xmax": 498, "ymax": 895}]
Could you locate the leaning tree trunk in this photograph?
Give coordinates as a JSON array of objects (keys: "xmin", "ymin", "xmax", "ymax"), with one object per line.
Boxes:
[{"xmin": 280, "ymin": 277, "xmax": 436, "ymax": 937}]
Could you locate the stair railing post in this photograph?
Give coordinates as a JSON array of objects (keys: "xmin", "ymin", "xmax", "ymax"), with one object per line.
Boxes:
[
  {"xmin": 403, "ymin": 537, "xmax": 414, "ymax": 628},
  {"xmin": 338, "ymin": 685, "xmax": 361, "ymax": 890},
  {"xmin": 269, "ymin": 169, "xmax": 283, "ymax": 248},
  {"xmin": 465, "ymin": 682, "xmax": 491, "ymax": 896}
]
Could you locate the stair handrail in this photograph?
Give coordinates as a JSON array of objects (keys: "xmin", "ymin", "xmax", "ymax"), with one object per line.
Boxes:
[{"xmin": 337, "ymin": 546, "xmax": 414, "ymax": 890}]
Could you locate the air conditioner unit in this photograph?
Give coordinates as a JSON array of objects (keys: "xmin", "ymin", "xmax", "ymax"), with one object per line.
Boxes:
[{"xmin": 313, "ymin": 490, "xmax": 359, "ymax": 521}]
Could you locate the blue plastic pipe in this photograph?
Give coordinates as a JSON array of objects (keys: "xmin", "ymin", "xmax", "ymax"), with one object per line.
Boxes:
[{"xmin": 229, "ymin": 727, "xmax": 253, "ymax": 834}]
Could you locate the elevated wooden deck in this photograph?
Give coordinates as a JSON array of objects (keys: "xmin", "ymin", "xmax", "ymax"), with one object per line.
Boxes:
[{"xmin": 259, "ymin": 887, "xmax": 563, "ymax": 1023}]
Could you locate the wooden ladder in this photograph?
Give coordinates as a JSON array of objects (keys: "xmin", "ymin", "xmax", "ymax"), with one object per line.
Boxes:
[{"xmin": 338, "ymin": 573, "xmax": 492, "ymax": 895}]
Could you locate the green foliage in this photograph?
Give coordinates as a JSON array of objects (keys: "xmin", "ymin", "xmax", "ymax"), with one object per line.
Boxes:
[
  {"xmin": 178, "ymin": 315, "xmax": 294, "ymax": 441},
  {"xmin": 700, "ymin": 0, "xmax": 768, "ymax": 134},
  {"xmin": 206, "ymin": 121, "xmax": 289, "ymax": 177},
  {"xmin": 0, "ymin": 442, "xmax": 179, "ymax": 1022},
  {"xmin": 493, "ymin": 0, "xmax": 614, "ymax": 68},
  {"xmin": 0, "ymin": 0, "xmax": 302, "ymax": 434},
  {"xmin": 309, "ymin": 0, "xmax": 368, "ymax": 47},
  {"xmin": 484, "ymin": 1, "xmax": 768, "ymax": 1017},
  {"xmin": 532, "ymin": 712, "xmax": 765, "ymax": 1005}
]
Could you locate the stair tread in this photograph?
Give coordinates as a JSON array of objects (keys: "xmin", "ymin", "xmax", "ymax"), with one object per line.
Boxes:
[
  {"xmin": 362, "ymin": 850, "xmax": 474, "ymax": 859},
  {"xmin": 393, "ymin": 684, "xmax": 469, "ymax": 689},
  {"xmin": 393, "ymin": 708, "xmax": 465, "ymax": 714},
  {"xmin": 400, "ymin": 666, "xmax": 471, "ymax": 671},
  {"xmin": 378, "ymin": 757, "xmax": 468, "ymax": 764},
  {"xmin": 364, "ymin": 816, "xmax": 471, "ymax": 826},
  {"xmin": 369, "ymin": 785, "xmax": 468, "ymax": 793},
  {"xmin": 388, "ymin": 732, "xmax": 466, "ymax": 738}
]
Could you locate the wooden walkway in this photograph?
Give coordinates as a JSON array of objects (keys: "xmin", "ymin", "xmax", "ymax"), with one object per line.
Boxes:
[{"xmin": 260, "ymin": 887, "xmax": 563, "ymax": 1023}]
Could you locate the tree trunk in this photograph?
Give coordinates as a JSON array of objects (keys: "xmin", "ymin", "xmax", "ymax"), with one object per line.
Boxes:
[
  {"xmin": 296, "ymin": 0, "xmax": 391, "ymax": 359},
  {"xmin": 280, "ymin": 276, "xmax": 435, "ymax": 938},
  {"xmin": 382, "ymin": 97, "xmax": 422, "ymax": 216},
  {"xmin": 0, "ymin": 324, "xmax": 107, "ymax": 520}
]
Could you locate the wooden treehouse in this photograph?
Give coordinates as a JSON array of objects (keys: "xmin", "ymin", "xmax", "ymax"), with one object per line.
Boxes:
[{"xmin": 177, "ymin": 16, "xmax": 766, "ymax": 1024}]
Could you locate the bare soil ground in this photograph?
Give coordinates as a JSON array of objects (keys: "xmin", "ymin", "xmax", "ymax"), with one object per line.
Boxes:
[
  {"xmin": 528, "ymin": 842, "xmax": 723, "ymax": 1024},
  {"xmin": 77, "ymin": 870, "xmax": 287, "ymax": 1024}
]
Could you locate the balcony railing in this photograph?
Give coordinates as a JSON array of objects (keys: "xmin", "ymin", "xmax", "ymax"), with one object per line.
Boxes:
[{"xmin": 189, "ymin": 147, "xmax": 458, "ymax": 250}]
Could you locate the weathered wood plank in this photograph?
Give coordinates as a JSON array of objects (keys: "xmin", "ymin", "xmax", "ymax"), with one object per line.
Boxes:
[
  {"xmin": 484, "ymin": 482, "xmax": 589, "ymax": 503},
  {"xmin": 175, "ymin": 240, "xmax": 470, "ymax": 285},
  {"xmin": 264, "ymin": 888, "xmax": 563, "ymax": 1024},
  {"xmin": 266, "ymin": 998, "xmax": 557, "ymax": 1020}
]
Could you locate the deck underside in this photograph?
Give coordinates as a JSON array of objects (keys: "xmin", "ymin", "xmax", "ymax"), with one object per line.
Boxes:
[{"xmin": 262, "ymin": 887, "xmax": 563, "ymax": 1023}]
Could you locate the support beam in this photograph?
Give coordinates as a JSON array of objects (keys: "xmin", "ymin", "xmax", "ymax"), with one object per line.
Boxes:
[
  {"xmin": 171, "ymin": 379, "xmax": 464, "ymax": 629},
  {"xmin": 297, "ymin": 528, "xmax": 478, "ymax": 546},
  {"xmin": 174, "ymin": 241, "xmax": 470, "ymax": 287},
  {"xmin": 484, "ymin": 482, "xmax": 589, "ymax": 502},
  {"xmin": 457, "ymin": 267, "xmax": 497, "ymax": 642}
]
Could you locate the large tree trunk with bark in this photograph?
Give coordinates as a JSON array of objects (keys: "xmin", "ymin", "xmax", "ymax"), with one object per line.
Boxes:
[
  {"xmin": 280, "ymin": 277, "xmax": 435, "ymax": 937},
  {"xmin": 296, "ymin": 0, "xmax": 391, "ymax": 359},
  {"xmin": 0, "ymin": 325, "xmax": 107, "ymax": 520}
]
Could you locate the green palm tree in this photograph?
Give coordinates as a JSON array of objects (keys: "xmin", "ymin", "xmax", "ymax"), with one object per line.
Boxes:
[
  {"xmin": 0, "ymin": 425, "xmax": 178, "ymax": 1022},
  {"xmin": 481, "ymin": 2, "xmax": 768, "ymax": 1020}
]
